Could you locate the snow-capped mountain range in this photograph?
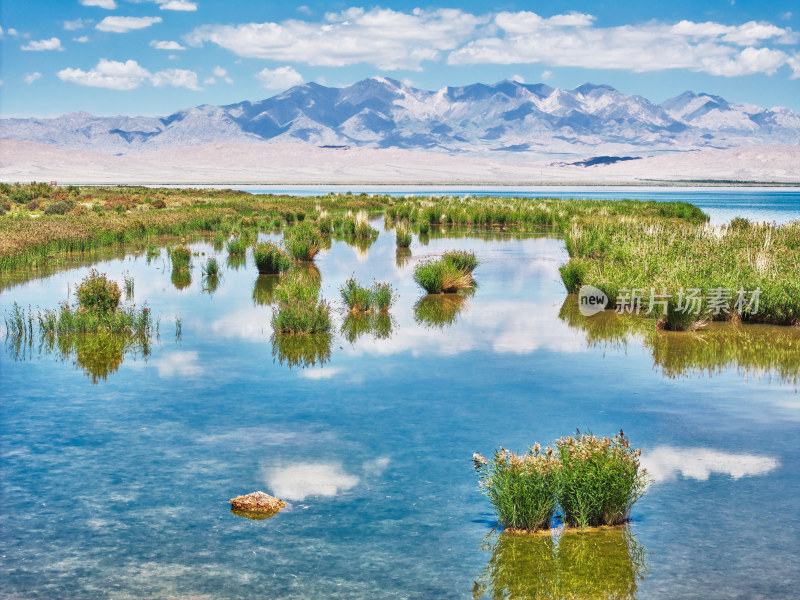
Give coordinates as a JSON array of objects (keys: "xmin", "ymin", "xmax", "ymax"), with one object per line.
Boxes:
[{"xmin": 2, "ymin": 77, "xmax": 799, "ymax": 158}]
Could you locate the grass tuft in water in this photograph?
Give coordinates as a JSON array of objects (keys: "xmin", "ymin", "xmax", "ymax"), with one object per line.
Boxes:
[
  {"xmin": 284, "ymin": 222, "xmax": 321, "ymax": 261},
  {"xmin": 203, "ymin": 257, "xmax": 220, "ymax": 277},
  {"xmin": 271, "ymin": 272, "xmax": 331, "ymax": 334},
  {"xmin": 253, "ymin": 241, "xmax": 291, "ymax": 274},
  {"xmin": 413, "ymin": 254, "xmax": 476, "ymax": 294},
  {"xmin": 75, "ymin": 269, "xmax": 122, "ymax": 313},
  {"xmin": 170, "ymin": 245, "xmax": 192, "ymax": 272},
  {"xmin": 473, "ymin": 446, "xmax": 561, "ymax": 532},
  {"xmin": 395, "ymin": 226, "xmax": 412, "ymax": 248},
  {"xmin": 340, "ymin": 278, "xmax": 398, "ymax": 312},
  {"xmin": 557, "ymin": 430, "xmax": 650, "ymax": 529}
]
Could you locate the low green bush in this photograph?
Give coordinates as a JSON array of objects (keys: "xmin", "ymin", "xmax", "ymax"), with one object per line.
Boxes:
[
  {"xmin": 44, "ymin": 202, "xmax": 72, "ymax": 215},
  {"xmin": 75, "ymin": 269, "xmax": 122, "ymax": 313},
  {"xmin": 253, "ymin": 241, "xmax": 291, "ymax": 274}
]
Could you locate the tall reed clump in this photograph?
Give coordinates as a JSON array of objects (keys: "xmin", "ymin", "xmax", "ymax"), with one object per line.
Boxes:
[
  {"xmin": 226, "ymin": 236, "xmax": 248, "ymax": 256},
  {"xmin": 557, "ymin": 431, "xmax": 649, "ymax": 529},
  {"xmin": 271, "ymin": 272, "xmax": 331, "ymax": 334},
  {"xmin": 413, "ymin": 250, "xmax": 478, "ymax": 294},
  {"xmin": 475, "ymin": 431, "xmax": 649, "ymax": 532},
  {"xmin": 340, "ymin": 278, "xmax": 397, "ymax": 312},
  {"xmin": 203, "ymin": 256, "xmax": 220, "ymax": 277},
  {"xmin": 284, "ymin": 221, "xmax": 321, "ymax": 261},
  {"xmin": 253, "ymin": 241, "xmax": 291, "ymax": 274},
  {"xmin": 474, "ymin": 446, "xmax": 561, "ymax": 532},
  {"xmin": 395, "ymin": 226, "xmax": 412, "ymax": 248},
  {"xmin": 170, "ymin": 245, "xmax": 192, "ymax": 272}
]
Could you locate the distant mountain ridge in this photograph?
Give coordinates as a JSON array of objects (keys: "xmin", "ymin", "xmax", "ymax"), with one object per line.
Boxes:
[{"xmin": 2, "ymin": 77, "xmax": 799, "ymax": 158}]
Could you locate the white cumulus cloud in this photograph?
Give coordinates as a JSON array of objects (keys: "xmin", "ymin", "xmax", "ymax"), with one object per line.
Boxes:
[
  {"xmin": 255, "ymin": 65, "xmax": 303, "ymax": 89},
  {"xmin": 21, "ymin": 37, "xmax": 63, "ymax": 51},
  {"xmin": 97, "ymin": 16, "xmax": 163, "ymax": 33},
  {"xmin": 74, "ymin": 36, "xmax": 90, "ymax": 43},
  {"xmin": 57, "ymin": 58, "xmax": 201, "ymax": 91},
  {"xmin": 158, "ymin": 0, "xmax": 198, "ymax": 11},
  {"xmin": 188, "ymin": 7, "xmax": 487, "ymax": 70},
  {"xmin": 152, "ymin": 351, "xmax": 204, "ymax": 377},
  {"xmin": 80, "ymin": 0, "xmax": 117, "ymax": 8},
  {"xmin": 448, "ymin": 11, "xmax": 800, "ymax": 78},
  {"xmin": 151, "ymin": 39, "xmax": 185, "ymax": 50},
  {"xmin": 24, "ymin": 72, "xmax": 42, "ymax": 84}
]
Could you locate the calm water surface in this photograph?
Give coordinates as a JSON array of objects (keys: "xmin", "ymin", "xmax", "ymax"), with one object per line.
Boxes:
[{"xmin": 1, "ymin": 212, "xmax": 799, "ymax": 598}]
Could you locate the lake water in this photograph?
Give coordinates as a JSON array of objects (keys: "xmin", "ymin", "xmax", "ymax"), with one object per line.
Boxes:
[{"xmin": 1, "ymin": 193, "xmax": 799, "ymax": 598}]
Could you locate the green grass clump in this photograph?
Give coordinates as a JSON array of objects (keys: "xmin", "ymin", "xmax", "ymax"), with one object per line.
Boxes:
[
  {"xmin": 340, "ymin": 278, "xmax": 373, "ymax": 312},
  {"xmin": 284, "ymin": 222, "xmax": 321, "ymax": 261},
  {"xmin": 203, "ymin": 257, "xmax": 220, "ymax": 277},
  {"xmin": 559, "ymin": 261, "xmax": 587, "ymax": 294},
  {"xmin": 340, "ymin": 278, "xmax": 397, "ymax": 312},
  {"xmin": 442, "ymin": 250, "xmax": 478, "ymax": 273},
  {"xmin": 170, "ymin": 245, "xmax": 192, "ymax": 271},
  {"xmin": 474, "ymin": 445, "xmax": 561, "ymax": 532},
  {"xmin": 396, "ymin": 227, "xmax": 412, "ymax": 248},
  {"xmin": 413, "ymin": 255, "xmax": 475, "ymax": 294},
  {"xmin": 271, "ymin": 333, "xmax": 332, "ymax": 368},
  {"xmin": 557, "ymin": 431, "xmax": 649, "ymax": 529},
  {"xmin": 75, "ymin": 269, "xmax": 122, "ymax": 313},
  {"xmin": 271, "ymin": 272, "xmax": 331, "ymax": 334},
  {"xmin": 418, "ymin": 222, "xmax": 430, "ymax": 235},
  {"xmin": 475, "ymin": 431, "xmax": 649, "ymax": 532},
  {"xmin": 226, "ymin": 236, "xmax": 248, "ymax": 256},
  {"xmin": 253, "ymin": 241, "xmax": 291, "ymax": 274}
]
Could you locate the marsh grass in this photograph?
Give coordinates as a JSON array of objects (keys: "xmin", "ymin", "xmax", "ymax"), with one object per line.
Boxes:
[
  {"xmin": 170, "ymin": 245, "xmax": 192, "ymax": 272},
  {"xmin": 253, "ymin": 241, "xmax": 291, "ymax": 274},
  {"xmin": 442, "ymin": 250, "xmax": 478, "ymax": 273},
  {"xmin": 202, "ymin": 257, "xmax": 220, "ymax": 277},
  {"xmin": 226, "ymin": 236, "xmax": 248, "ymax": 256},
  {"xmin": 475, "ymin": 431, "xmax": 649, "ymax": 533},
  {"xmin": 474, "ymin": 446, "xmax": 561, "ymax": 532},
  {"xmin": 414, "ymin": 256, "xmax": 475, "ymax": 294},
  {"xmin": 557, "ymin": 431, "xmax": 649, "ymax": 529},
  {"xmin": 271, "ymin": 272, "xmax": 331, "ymax": 334},
  {"xmin": 253, "ymin": 274, "xmax": 280, "ymax": 306},
  {"xmin": 284, "ymin": 222, "xmax": 321, "ymax": 261},
  {"xmin": 395, "ymin": 226, "xmax": 412, "ymax": 248},
  {"xmin": 340, "ymin": 278, "xmax": 397, "ymax": 312}
]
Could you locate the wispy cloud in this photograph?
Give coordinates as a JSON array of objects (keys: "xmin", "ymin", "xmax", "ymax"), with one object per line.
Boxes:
[
  {"xmin": 150, "ymin": 40, "xmax": 186, "ymax": 50},
  {"xmin": 80, "ymin": 0, "xmax": 117, "ymax": 8},
  {"xmin": 21, "ymin": 37, "xmax": 63, "ymax": 51},
  {"xmin": 158, "ymin": 0, "xmax": 198, "ymax": 11},
  {"xmin": 97, "ymin": 16, "xmax": 163, "ymax": 34},
  {"xmin": 24, "ymin": 72, "xmax": 42, "ymax": 84},
  {"xmin": 255, "ymin": 66, "xmax": 303, "ymax": 88},
  {"xmin": 152, "ymin": 350, "xmax": 204, "ymax": 377},
  {"xmin": 58, "ymin": 59, "xmax": 200, "ymax": 90},
  {"xmin": 64, "ymin": 18, "xmax": 92, "ymax": 31}
]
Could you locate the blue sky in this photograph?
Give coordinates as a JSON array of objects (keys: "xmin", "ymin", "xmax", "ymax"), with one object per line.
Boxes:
[{"xmin": 1, "ymin": 0, "xmax": 799, "ymax": 117}]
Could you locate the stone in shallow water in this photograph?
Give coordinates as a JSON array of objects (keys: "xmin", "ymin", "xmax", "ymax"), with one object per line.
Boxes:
[{"xmin": 230, "ymin": 491, "xmax": 286, "ymax": 515}]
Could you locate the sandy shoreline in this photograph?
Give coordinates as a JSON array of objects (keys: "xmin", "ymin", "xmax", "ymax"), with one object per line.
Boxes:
[{"xmin": 2, "ymin": 139, "xmax": 799, "ymax": 186}]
